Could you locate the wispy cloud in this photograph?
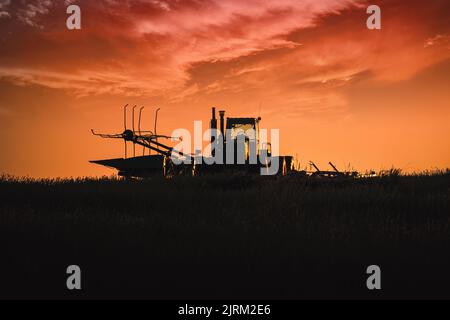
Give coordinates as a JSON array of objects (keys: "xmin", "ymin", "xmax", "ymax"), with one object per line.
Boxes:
[
  {"xmin": 16, "ymin": 0, "xmax": 54, "ymax": 28},
  {"xmin": 0, "ymin": 0, "xmax": 449, "ymax": 109},
  {"xmin": 424, "ymin": 34, "xmax": 450, "ymax": 49},
  {"xmin": 0, "ymin": 0, "xmax": 364, "ymax": 97},
  {"xmin": 0, "ymin": 0, "xmax": 10, "ymax": 19}
]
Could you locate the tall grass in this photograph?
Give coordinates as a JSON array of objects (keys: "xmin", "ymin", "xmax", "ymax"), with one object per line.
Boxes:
[{"xmin": 0, "ymin": 171, "xmax": 449, "ymax": 299}]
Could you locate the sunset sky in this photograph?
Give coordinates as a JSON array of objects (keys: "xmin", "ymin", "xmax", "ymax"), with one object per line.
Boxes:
[{"xmin": 0, "ymin": 0, "xmax": 449, "ymax": 178}]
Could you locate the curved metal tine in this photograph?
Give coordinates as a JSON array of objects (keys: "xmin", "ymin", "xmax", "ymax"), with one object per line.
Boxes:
[
  {"xmin": 91, "ymin": 130, "xmax": 123, "ymax": 139},
  {"xmin": 151, "ymin": 134, "xmax": 178, "ymax": 140},
  {"xmin": 138, "ymin": 107, "xmax": 145, "ymax": 135},
  {"xmin": 132, "ymin": 105, "xmax": 137, "ymax": 157},
  {"xmin": 154, "ymin": 107, "xmax": 161, "ymax": 150},
  {"xmin": 123, "ymin": 104, "xmax": 129, "ymax": 131},
  {"xmin": 138, "ymin": 106, "xmax": 145, "ymax": 156},
  {"xmin": 123, "ymin": 104, "xmax": 129, "ymax": 159},
  {"xmin": 132, "ymin": 105, "xmax": 137, "ymax": 133}
]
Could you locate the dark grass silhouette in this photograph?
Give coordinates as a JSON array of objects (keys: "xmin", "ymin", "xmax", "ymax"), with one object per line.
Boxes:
[{"xmin": 0, "ymin": 171, "xmax": 449, "ymax": 299}]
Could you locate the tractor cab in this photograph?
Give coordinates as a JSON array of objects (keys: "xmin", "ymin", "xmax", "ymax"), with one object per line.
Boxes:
[
  {"xmin": 226, "ymin": 117, "xmax": 260, "ymax": 141},
  {"xmin": 210, "ymin": 108, "xmax": 274, "ymax": 168},
  {"xmin": 226, "ymin": 117, "xmax": 261, "ymax": 162}
]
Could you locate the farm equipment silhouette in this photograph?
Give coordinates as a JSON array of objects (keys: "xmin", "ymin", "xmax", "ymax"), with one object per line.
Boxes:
[
  {"xmin": 91, "ymin": 104, "xmax": 187, "ymax": 159},
  {"xmin": 90, "ymin": 106, "xmax": 358, "ymax": 179},
  {"xmin": 90, "ymin": 104, "xmax": 193, "ymax": 178},
  {"xmin": 308, "ymin": 161, "xmax": 358, "ymax": 178}
]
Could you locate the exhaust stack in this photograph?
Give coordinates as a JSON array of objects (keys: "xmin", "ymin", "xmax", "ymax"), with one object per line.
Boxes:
[
  {"xmin": 219, "ymin": 110, "xmax": 226, "ymax": 164},
  {"xmin": 219, "ymin": 110, "xmax": 225, "ymax": 142},
  {"xmin": 210, "ymin": 108, "xmax": 217, "ymax": 157},
  {"xmin": 211, "ymin": 108, "xmax": 217, "ymax": 141}
]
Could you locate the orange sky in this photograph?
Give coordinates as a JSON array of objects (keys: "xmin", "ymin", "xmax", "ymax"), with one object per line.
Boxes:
[{"xmin": 0, "ymin": 0, "xmax": 449, "ymax": 178}]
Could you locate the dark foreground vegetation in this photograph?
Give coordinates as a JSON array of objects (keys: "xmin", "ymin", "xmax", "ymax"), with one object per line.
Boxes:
[{"xmin": 1, "ymin": 171, "xmax": 449, "ymax": 299}]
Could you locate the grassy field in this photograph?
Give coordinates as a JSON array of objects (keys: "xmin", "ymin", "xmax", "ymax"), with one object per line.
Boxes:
[{"xmin": 1, "ymin": 171, "xmax": 449, "ymax": 299}]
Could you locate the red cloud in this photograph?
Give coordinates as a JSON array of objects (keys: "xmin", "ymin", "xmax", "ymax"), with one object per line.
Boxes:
[
  {"xmin": 0, "ymin": 0, "xmax": 364, "ymax": 96},
  {"xmin": 0, "ymin": 0, "xmax": 448, "ymax": 107}
]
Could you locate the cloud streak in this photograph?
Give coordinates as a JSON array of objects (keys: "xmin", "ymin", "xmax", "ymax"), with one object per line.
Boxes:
[
  {"xmin": 0, "ymin": 0, "xmax": 448, "ymax": 112},
  {"xmin": 0, "ymin": 0, "xmax": 364, "ymax": 97}
]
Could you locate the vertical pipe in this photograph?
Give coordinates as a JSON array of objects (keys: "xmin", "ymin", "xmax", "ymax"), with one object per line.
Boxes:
[
  {"xmin": 132, "ymin": 105, "xmax": 137, "ymax": 157},
  {"xmin": 154, "ymin": 108, "xmax": 161, "ymax": 151},
  {"xmin": 210, "ymin": 107, "xmax": 217, "ymax": 156},
  {"xmin": 139, "ymin": 107, "xmax": 145, "ymax": 156},
  {"xmin": 123, "ymin": 104, "xmax": 129, "ymax": 159},
  {"xmin": 123, "ymin": 104, "xmax": 129, "ymax": 131},
  {"xmin": 219, "ymin": 110, "xmax": 225, "ymax": 164},
  {"xmin": 138, "ymin": 107, "xmax": 144, "ymax": 135},
  {"xmin": 219, "ymin": 111, "xmax": 225, "ymax": 141}
]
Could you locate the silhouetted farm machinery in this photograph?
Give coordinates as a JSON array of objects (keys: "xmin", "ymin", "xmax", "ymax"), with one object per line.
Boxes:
[
  {"xmin": 90, "ymin": 105, "xmax": 359, "ymax": 179},
  {"xmin": 308, "ymin": 161, "xmax": 358, "ymax": 178}
]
